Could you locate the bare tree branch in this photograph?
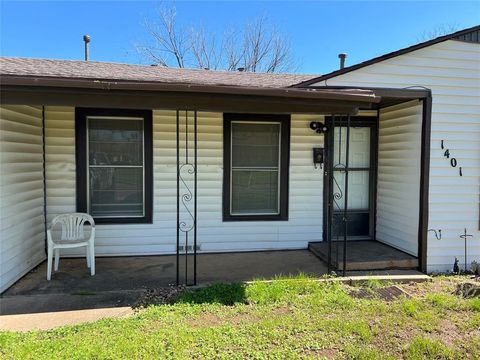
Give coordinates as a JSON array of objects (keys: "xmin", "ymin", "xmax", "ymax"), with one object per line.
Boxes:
[
  {"xmin": 222, "ymin": 27, "xmax": 245, "ymax": 71},
  {"xmin": 190, "ymin": 27, "xmax": 221, "ymax": 70},
  {"xmin": 138, "ymin": 6, "xmax": 189, "ymax": 67},
  {"xmin": 417, "ymin": 23, "xmax": 460, "ymax": 42},
  {"xmin": 138, "ymin": 5, "xmax": 295, "ymax": 73}
]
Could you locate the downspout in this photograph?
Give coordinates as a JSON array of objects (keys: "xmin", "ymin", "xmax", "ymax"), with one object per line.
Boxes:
[{"xmin": 42, "ymin": 105, "xmax": 47, "ymax": 255}]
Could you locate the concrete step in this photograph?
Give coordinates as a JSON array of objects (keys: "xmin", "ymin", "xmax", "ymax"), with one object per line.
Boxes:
[{"xmin": 308, "ymin": 241, "xmax": 419, "ymax": 271}]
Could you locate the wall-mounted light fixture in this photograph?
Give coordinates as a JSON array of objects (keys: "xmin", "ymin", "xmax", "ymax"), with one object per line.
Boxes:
[{"xmin": 310, "ymin": 121, "xmax": 328, "ymax": 134}]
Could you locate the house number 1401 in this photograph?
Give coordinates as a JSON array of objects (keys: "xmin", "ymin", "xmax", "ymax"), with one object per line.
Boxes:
[{"xmin": 441, "ymin": 140, "xmax": 463, "ymax": 176}]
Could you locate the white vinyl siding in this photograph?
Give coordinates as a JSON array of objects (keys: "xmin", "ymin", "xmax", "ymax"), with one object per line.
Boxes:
[
  {"xmin": 311, "ymin": 39, "xmax": 480, "ymax": 272},
  {"xmin": 44, "ymin": 106, "xmax": 76, "ymax": 221},
  {"xmin": 44, "ymin": 108, "xmax": 324, "ymax": 255},
  {"xmin": 0, "ymin": 105, "xmax": 45, "ymax": 293},
  {"xmin": 377, "ymin": 100, "xmax": 422, "ymax": 255}
]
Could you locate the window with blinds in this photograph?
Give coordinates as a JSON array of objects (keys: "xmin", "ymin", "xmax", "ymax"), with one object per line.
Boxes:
[
  {"xmin": 76, "ymin": 108, "xmax": 153, "ymax": 224},
  {"xmin": 223, "ymin": 114, "xmax": 290, "ymax": 221},
  {"xmin": 88, "ymin": 117, "xmax": 145, "ymax": 218}
]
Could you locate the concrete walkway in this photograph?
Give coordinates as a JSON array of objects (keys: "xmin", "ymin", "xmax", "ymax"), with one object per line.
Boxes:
[{"xmin": 1, "ymin": 307, "xmax": 133, "ymax": 332}]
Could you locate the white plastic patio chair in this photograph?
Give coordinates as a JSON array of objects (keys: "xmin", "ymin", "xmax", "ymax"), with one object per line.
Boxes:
[{"xmin": 46, "ymin": 213, "xmax": 96, "ymax": 280}]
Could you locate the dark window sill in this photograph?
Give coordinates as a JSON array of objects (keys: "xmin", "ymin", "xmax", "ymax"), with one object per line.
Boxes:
[
  {"xmin": 223, "ymin": 215, "xmax": 288, "ymax": 222},
  {"xmin": 93, "ymin": 217, "xmax": 153, "ymax": 225}
]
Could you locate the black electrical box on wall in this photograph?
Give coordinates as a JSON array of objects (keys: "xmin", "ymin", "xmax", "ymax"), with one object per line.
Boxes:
[{"xmin": 313, "ymin": 147, "xmax": 324, "ymax": 168}]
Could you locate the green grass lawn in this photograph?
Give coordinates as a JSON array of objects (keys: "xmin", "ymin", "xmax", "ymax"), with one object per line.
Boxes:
[{"xmin": 1, "ymin": 276, "xmax": 479, "ymax": 359}]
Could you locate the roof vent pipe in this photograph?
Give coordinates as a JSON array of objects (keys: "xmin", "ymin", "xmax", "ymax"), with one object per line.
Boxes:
[
  {"xmin": 83, "ymin": 35, "xmax": 91, "ymax": 61},
  {"xmin": 338, "ymin": 53, "xmax": 347, "ymax": 69},
  {"xmin": 237, "ymin": 67, "xmax": 245, "ymax": 72}
]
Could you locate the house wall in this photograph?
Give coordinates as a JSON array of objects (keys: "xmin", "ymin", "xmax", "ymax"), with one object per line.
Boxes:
[
  {"xmin": 44, "ymin": 107, "xmax": 326, "ymax": 256},
  {"xmin": 0, "ymin": 105, "xmax": 46, "ymax": 293},
  {"xmin": 311, "ymin": 39, "xmax": 480, "ymax": 272},
  {"xmin": 377, "ymin": 100, "xmax": 422, "ymax": 256}
]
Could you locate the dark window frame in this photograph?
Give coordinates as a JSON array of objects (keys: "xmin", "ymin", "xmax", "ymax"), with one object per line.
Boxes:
[
  {"xmin": 75, "ymin": 108, "xmax": 153, "ymax": 224},
  {"xmin": 223, "ymin": 113, "xmax": 290, "ymax": 221}
]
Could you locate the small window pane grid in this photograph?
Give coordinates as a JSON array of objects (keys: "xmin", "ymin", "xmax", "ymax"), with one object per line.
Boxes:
[
  {"xmin": 87, "ymin": 117, "xmax": 145, "ymax": 218},
  {"xmin": 223, "ymin": 114, "xmax": 289, "ymax": 222},
  {"xmin": 76, "ymin": 109, "xmax": 152, "ymax": 225},
  {"xmin": 230, "ymin": 122, "xmax": 281, "ymax": 216},
  {"xmin": 333, "ymin": 127, "xmax": 371, "ymax": 212},
  {"xmin": 327, "ymin": 120, "xmax": 376, "ymax": 240}
]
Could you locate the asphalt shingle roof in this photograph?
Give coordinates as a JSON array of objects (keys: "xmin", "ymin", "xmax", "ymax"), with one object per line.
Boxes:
[{"xmin": 0, "ymin": 57, "xmax": 318, "ymax": 88}]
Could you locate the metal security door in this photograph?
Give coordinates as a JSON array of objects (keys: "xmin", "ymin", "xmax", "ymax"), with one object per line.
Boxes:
[{"xmin": 324, "ymin": 116, "xmax": 377, "ymax": 274}]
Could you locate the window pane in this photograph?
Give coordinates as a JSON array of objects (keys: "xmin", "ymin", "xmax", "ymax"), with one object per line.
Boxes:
[
  {"xmin": 231, "ymin": 122, "xmax": 280, "ymax": 167},
  {"xmin": 332, "ymin": 170, "xmax": 369, "ymax": 210},
  {"xmin": 89, "ymin": 167, "xmax": 144, "ymax": 217},
  {"xmin": 333, "ymin": 127, "xmax": 370, "ymax": 168},
  {"xmin": 231, "ymin": 170, "xmax": 279, "ymax": 214},
  {"xmin": 89, "ymin": 118, "xmax": 143, "ymax": 165}
]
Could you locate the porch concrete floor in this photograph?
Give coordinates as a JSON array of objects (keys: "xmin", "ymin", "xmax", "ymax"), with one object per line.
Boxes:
[
  {"xmin": 1, "ymin": 250, "xmax": 326, "ymax": 315},
  {"xmin": 5, "ymin": 250, "xmax": 327, "ymax": 296},
  {"xmin": 1, "ymin": 250, "xmax": 423, "ymax": 316}
]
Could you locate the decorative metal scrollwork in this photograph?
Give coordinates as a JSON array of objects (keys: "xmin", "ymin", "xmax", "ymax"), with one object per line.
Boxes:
[
  {"xmin": 332, "ymin": 164, "xmax": 345, "ymax": 204},
  {"xmin": 179, "ymin": 163, "xmax": 195, "ymax": 233}
]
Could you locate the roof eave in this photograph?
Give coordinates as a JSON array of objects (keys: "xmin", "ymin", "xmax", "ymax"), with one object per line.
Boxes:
[{"xmin": 0, "ymin": 74, "xmax": 381, "ymax": 104}]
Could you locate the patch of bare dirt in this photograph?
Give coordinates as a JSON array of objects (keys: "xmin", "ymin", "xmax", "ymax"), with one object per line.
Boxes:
[
  {"xmin": 229, "ymin": 312, "xmax": 260, "ymax": 325},
  {"xmin": 430, "ymin": 318, "xmax": 480, "ymax": 349},
  {"xmin": 188, "ymin": 311, "xmax": 261, "ymax": 328},
  {"xmin": 301, "ymin": 348, "xmax": 338, "ymax": 359},
  {"xmin": 271, "ymin": 306, "xmax": 292, "ymax": 316},
  {"xmin": 134, "ymin": 285, "xmax": 186, "ymax": 309},
  {"xmin": 400, "ymin": 278, "xmax": 458, "ymax": 298},
  {"xmin": 188, "ymin": 313, "xmax": 224, "ymax": 328},
  {"xmin": 188, "ymin": 306, "xmax": 290, "ymax": 328}
]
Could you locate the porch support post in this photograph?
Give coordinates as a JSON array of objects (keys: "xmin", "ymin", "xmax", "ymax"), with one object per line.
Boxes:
[
  {"xmin": 193, "ymin": 110, "xmax": 198, "ymax": 285},
  {"xmin": 326, "ymin": 114, "xmax": 335, "ymax": 274},
  {"xmin": 342, "ymin": 114, "xmax": 351, "ymax": 276},
  {"xmin": 176, "ymin": 110, "xmax": 198, "ymax": 286},
  {"xmin": 176, "ymin": 110, "xmax": 180, "ymax": 286},
  {"xmin": 418, "ymin": 94, "xmax": 432, "ymax": 273},
  {"xmin": 184, "ymin": 111, "xmax": 188, "ymax": 286},
  {"xmin": 42, "ymin": 105, "xmax": 48, "ymax": 256}
]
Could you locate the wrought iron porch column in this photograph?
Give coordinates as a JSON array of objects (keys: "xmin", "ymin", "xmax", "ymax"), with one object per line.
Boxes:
[
  {"xmin": 342, "ymin": 115, "xmax": 351, "ymax": 276},
  {"xmin": 176, "ymin": 110, "xmax": 198, "ymax": 286}
]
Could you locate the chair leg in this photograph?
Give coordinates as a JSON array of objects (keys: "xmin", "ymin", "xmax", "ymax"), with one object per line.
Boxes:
[
  {"xmin": 86, "ymin": 245, "xmax": 91, "ymax": 268},
  {"xmin": 54, "ymin": 249, "xmax": 60, "ymax": 271},
  {"xmin": 90, "ymin": 243, "xmax": 95, "ymax": 276},
  {"xmin": 47, "ymin": 246, "xmax": 53, "ymax": 281}
]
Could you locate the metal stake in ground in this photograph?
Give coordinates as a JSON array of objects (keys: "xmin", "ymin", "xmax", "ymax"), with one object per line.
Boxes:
[{"xmin": 460, "ymin": 228, "xmax": 473, "ymax": 272}]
